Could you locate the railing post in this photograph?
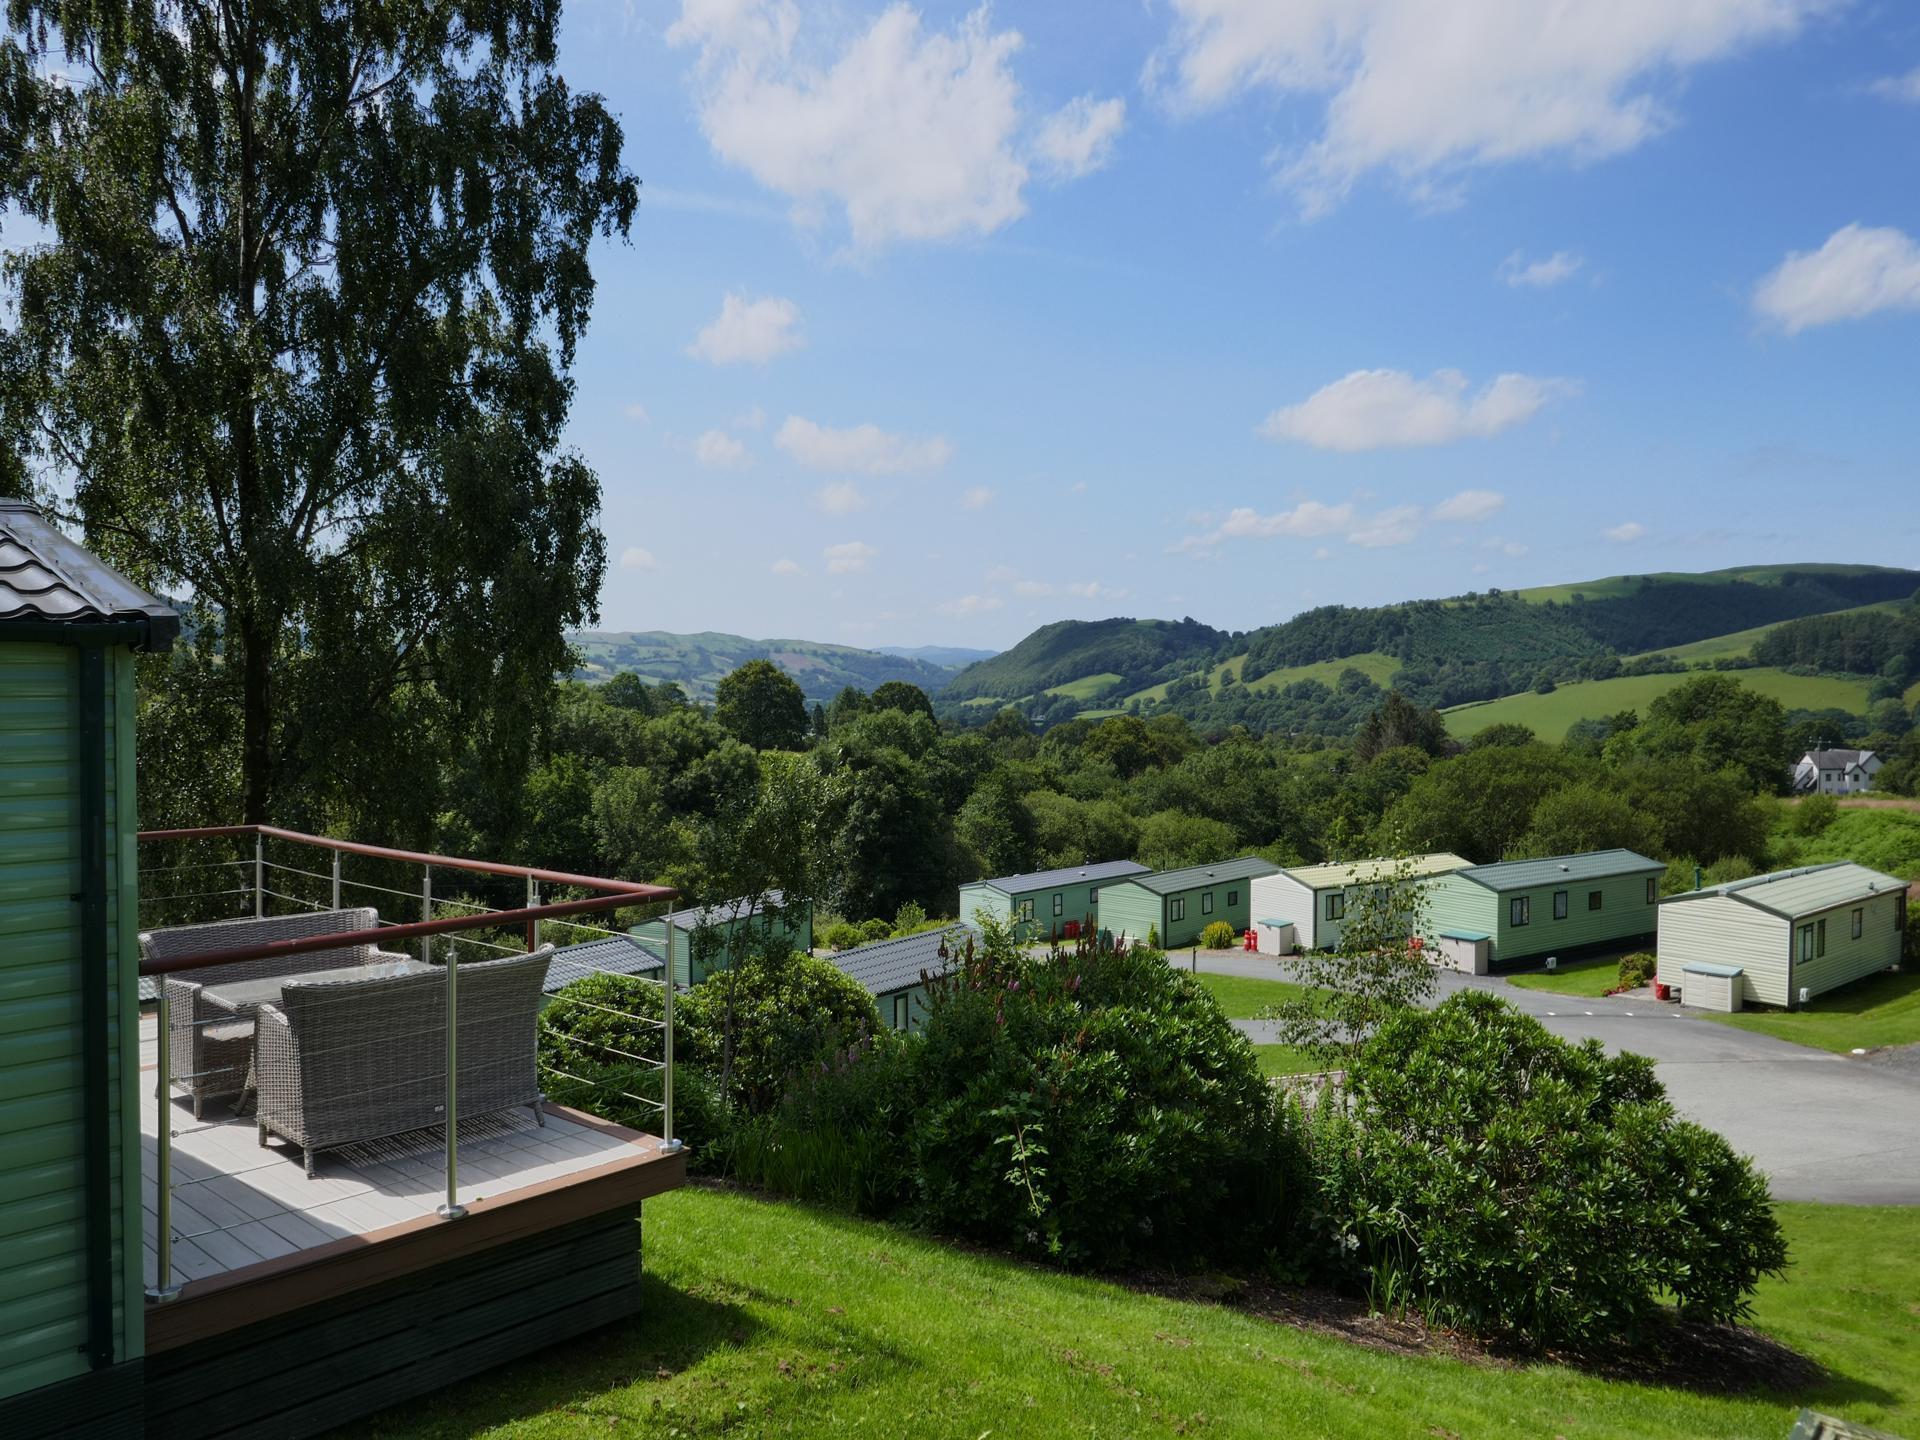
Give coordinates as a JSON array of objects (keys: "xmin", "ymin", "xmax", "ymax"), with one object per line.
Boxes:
[
  {"xmin": 438, "ymin": 944, "xmax": 465, "ymax": 1220},
  {"xmin": 526, "ymin": 874, "xmax": 538, "ymax": 952},
  {"xmin": 253, "ymin": 833, "xmax": 264, "ymax": 918},
  {"xmin": 148, "ymin": 988, "xmax": 180, "ymax": 1302},
  {"xmin": 662, "ymin": 920, "xmax": 680, "ymax": 1153},
  {"xmin": 421, "ymin": 864, "xmax": 433, "ymax": 966},
  {"xmin": 331, "ymin": 850, "xmax": 342, "ymax": 910}
]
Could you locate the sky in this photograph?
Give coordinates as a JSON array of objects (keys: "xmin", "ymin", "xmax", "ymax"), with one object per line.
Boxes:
[{"xmin": 549, "ymin": 0, "xmax": 1920, "ymax": 650}]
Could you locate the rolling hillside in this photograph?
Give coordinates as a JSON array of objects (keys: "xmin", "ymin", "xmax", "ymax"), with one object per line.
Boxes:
[
  {"xmin": 570, "ymin": 630, "xmax": 963, "ymax": 706},
  {"xmin": 941, "ymin": 562, "xmax": 1920, "ymax": 735},
  {"xmin": 1441, "ymin": 669, "xmax": 1905, "ymax": 739}
]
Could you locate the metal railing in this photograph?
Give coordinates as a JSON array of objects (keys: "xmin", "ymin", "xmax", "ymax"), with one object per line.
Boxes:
[{"xmin": 137, "ymin": 824, "xmax": 681, "ymax": 1301}]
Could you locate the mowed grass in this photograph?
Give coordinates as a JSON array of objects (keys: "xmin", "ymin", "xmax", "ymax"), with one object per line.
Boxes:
[
  {"xmin": 1506, "ymin": 954, "xmax": 1628, "ymax": 997},
  {"xmin": 1250, "ymin": 1041, "xmax": 1326, "ymax": 1076},
  {"xmin": 1442, "ymin": 667, "xmax": 1878, "ymax": 738},
  {"xmin": 1706, "ymin": 970, "xmax": 1920, "ymax": 1054},
  {"xmin": 1126, "ymin": 651, "xmax": 1400, "ymax": 705},
  {"xmin": 1190, "ymin": 969, "xmax": 1318, "ymax": 1018},
  {"xmin": 1044, "ymin": 671, "xmax": 1125, "ymax": 700},
  {"xmin": 355, "ymin": 1189, "xmax": 1920, "ymax": 1440}
]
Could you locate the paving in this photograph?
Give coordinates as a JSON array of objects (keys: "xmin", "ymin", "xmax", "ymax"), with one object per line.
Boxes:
[{"xmin": 1189, "ymin": 950, "xmax": 1920, "ymax": 1206}]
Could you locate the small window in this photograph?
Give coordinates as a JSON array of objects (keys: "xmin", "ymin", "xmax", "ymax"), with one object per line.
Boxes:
[
  {"xmin": 1510, "ymin": 896, "xmax": 1531, "ymax": 927},
  {"xmin": 1552, "ymin": 890, "xmax": 1568, "ymax": 921},
  {"xmin": 1201, "ymin": 891, "xmax": 1215, "ymax": 915},
  {"xmin": 1325, "ymin": 892, "xmax": 1345, "ymax": 921},
  {"xmin": 892, "ymin": 995, "xmax": 908, "ymax": 1030},
  {"xmin": 1588, "ymin": 890, "xmax": 1603, "ymax": 912},
  {"xmin": 1018, "ymin": 899, "xmax": 1034, "ymax": 922},
  {"xmin": 1170, "ymin": 897, "xmax": 1185, "ymax": 922},
  {"xmin": 1798, "ymin": 923, "xmax": 1814, "ymax": 962},
  {"xmin": 1052, "ymin": 893, "xmax": 1064, "ymax": 917},
  {"xmin": 1647, "ymin": 877, "xmax": 1658, "ymax": 905},
  {"xmin": 1852, "ymin": 907, "xmax": 1864, "ymax": 940},
  {"xmin": 1816, "ymin": 917, "xmax": 1827, "ymax": 957},
  {"xmin": 1227, "ymin": 890, "xmax": 1239, "ymax": 907}
]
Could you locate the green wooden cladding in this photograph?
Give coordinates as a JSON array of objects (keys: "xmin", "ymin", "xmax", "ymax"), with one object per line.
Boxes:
[
  {"xmin": 0, "ymin": 643, "xmax": 145, "ymax": 1399},
  {"xmin": 1097, "ymin": 860, "xmax": 1278, "ymax": 950},
  {"xmin": 1424, "ymin": 859, "xmax": 1662, "ymax": 967},
  {"xmin": 957, "ymin": 878, "xmax": 1119, "ymax": 942}
]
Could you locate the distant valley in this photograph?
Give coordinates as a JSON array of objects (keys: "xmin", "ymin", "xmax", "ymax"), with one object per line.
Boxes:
[{"xmin": 569, "ymin": 630, "xmax": 986, "ymax": 706}]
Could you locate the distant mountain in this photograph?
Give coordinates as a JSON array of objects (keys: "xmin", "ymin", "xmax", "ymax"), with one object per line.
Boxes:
[
  {"xmin": 941, "ymin": 563, "xmax": 1920, "ymax": 733},
  {"xmin": 875, "ymin": 644, "xmax": 999, "ymax": 667},
  {"xmin": 570, "ymin": 630, "xmax": 955, "ymax": 706}
]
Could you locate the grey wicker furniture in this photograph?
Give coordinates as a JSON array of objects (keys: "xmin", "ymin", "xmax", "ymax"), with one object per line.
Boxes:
[
  {"xmin": 253, "ymin": 945, "xmax": 555, "ymax": 1178},
  {"xmin": 141, "ymin": 907, "xmax": 406, "ymax": 1118}
]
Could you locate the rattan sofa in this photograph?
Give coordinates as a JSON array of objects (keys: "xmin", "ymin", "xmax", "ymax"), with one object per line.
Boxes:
[
  {"xmin": 141, "ymin": 907, "xmax": 404, "ymax": 1118},
  {"xmin": 253, "ymin": 946, "xmax": 555, "ymax": 1177}
]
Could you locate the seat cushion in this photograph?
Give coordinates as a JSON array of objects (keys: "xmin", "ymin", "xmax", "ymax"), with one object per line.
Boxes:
[{"xmin": 202, "ymin": 1019, "xmax": 255, "ymax": 1044}]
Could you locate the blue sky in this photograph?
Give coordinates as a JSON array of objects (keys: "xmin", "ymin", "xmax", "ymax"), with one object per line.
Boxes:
[{"xmin": 556, "ymin": 1, "xmax": 1920, "ymax": 650}]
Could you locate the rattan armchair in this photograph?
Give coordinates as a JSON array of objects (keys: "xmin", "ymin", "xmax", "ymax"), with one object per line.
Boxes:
[
  {"xmin": 141, "ymin": 907, "xmax": 404, "ymax": 1118},
  {"xmin": 253, "ymin": 946, "xmax": 555, "ymax": 1177}
]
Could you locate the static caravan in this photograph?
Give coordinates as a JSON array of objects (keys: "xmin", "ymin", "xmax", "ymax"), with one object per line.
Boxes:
[
  {"xmin": 1657, "ymin": 862, "xmax": 1907, "ymax": 1012},
  {"xmin": 1096, "ymin": 857, "xmax": 1280, "ymax": 950},
  {"xmin": 957, "ymin": 860, "xmax": 1149, "ymax": 942},
  {"xmin": 830, "ymin": 924, "xmax": 976, "ymax": 1032},
  {"xmin": 1423, "ymin": 849, "xmax": 1664, "ymax": 968},
  {"xmin": 633, "ymin": 890, "xmax": 813, "ymax": 986},
  {"xmin": 1250, "ymin": 852, "xmax": 1472, "ymax": 954},
  {"xmin": 0, "ymin": 503, "xmax": 177, "ymax": 1432}
]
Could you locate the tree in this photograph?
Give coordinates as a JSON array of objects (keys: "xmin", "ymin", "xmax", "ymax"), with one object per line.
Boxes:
[
  {"xmin": 2, "ymin": 0, "xmax": 636, "ymax": 829},
  {"xmin": 1511, "ymin": 782, "xmax": 1655, "ymax": 860},
  {"xmin": 714, "ymin": 660, "xmax": 809, "ymax": 751},
  {"xmin": 1134, "ymin": 810, "xmax": 1237, "ymax": 872},
  {"xmin": 955, "ymin": 771, "xmax": 1038, "ymax": 879},
  {"xmin": 869, "ymin": 680, "xmax": 934, "ymax": 719},
  {"xmin": 1622, "ymin": 675, "xmax": 1789, "ymax": 794},
  {"xmin": 1354, "ymin": 691, "xmax": 1452, "ymax": 761},
  {"xmin": 601, "ymin": 673, "xmax": 656, "ymax": 713},
  {"xmin": 1267, "ymin": 844, "xmax": 1438, "ymax": 1067}
]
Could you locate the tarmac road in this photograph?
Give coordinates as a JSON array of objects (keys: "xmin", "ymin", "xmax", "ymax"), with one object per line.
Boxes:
[{"xmin": 1192, "ymin": 950, "xmax": 1920, "ymax": 1205}]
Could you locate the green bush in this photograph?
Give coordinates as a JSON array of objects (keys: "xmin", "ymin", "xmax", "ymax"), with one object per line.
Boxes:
[
  {"xmin": 1199, "ymin": 920, "xmax": 1239, "ymax": 950},
  {"xmin": 820, "ymin": 920, "xmax": 863, "ymax": 951},
  {"xmin": 1301, "ymin": 990, "xmax": 1786, "ymax": 1347},
  {"xmin": 1791, "ymin": 793, "xmax": 1839, "ymax": 836},
  {"xmin": 859, "ymin": 917, "xmax": 893, "ymax": 943},
  {"xmin": 905, "ymin": 921, "xmax": 1290, "ymax": 1268},
  {"xmin": 1618, "ymin": 951, "xmax": 1657, "ymax": 989},
  {"xmin": 1145, "ymin": 924, "xmax": 1160, "ymax": 948}
]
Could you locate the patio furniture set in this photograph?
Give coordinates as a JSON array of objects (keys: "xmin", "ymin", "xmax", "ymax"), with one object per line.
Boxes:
[{"xmin": 141, "ymin": 908, "xmax": 554, "ymax": 1178}]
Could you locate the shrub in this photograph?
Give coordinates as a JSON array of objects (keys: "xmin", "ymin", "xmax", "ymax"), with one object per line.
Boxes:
[
  {"xmin": 892, "ymin": 900, "xmax": 929, "ymax": 935},
  {"xmin": 1145, "ymin": 924, "xmax": 1160, "ymax": 948},
  {"xmin": 905, "ymin": 920, "xmax": 1291, "ymax": 1268},
  {"xmin": 1301, "ymin": 990, "xmax": 1786, "ymax": 1347},
  {"xmin": 859, "ymin": 917, "xmax": 893, "ymax": 943},
  {"xmin": 1791, "ymin": 793, "xmax": 1839, "ymax": 836},
  {"xmin": 1618, "ymin": 951, "xmax": 1657, "ymax": 989},
  {"xmin": 1199, "ymin": 920, "xmax": 1239, "ymax": 950},
  {"xmin": 820, "ymin": 920, "xmax": 863, "ymax": 951}
]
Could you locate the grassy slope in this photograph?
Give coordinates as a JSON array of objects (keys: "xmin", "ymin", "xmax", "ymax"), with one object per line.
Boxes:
[
  {"xmin": 1513, "ymin": 563, "xmax": 1913, "ymax": 607},
  {"xmin": 1625, "ymin": 599, "xmax": 1906, "ymax": 665},
  {"xmin": 1126, "ymin": 651, "xmax": 1401, "ymax": 706},
  {"xmin": 1442, "ymin": 668, "xmax": 1879, "ymax": 738},
  {"xmin": 359, "ymin": 1190, "xmax": 1920, "ymax": 1440},
  {"xmin": 1707, "ymin": 972, "xmax": 1920, "ymax": 1054},
  {"xmin": 1770, "ymin": 807, "xmax": 1920, "ymax": 881},
  {"xmin": 1045, "ymin": 671, "xmax": 1125, "ymax": 700}
]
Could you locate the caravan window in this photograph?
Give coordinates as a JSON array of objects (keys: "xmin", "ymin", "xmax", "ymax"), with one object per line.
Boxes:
[
  {"xmin": 1201, "ymin": 891, "xmax": 1215, "ymax": 915},
  {"xmin": 1552, "ymin": 890, "xmax": 1568, "ymax": 921},
  {"xmin": 1510, "ymin": 896, "xmax": 1531, "ymax": 927},
  {"xmin": 1325, "ymin": 892, "xmax": 1345, "ymax": 921}
]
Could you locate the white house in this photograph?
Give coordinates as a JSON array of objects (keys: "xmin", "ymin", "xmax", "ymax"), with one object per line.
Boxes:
[{"xmin": 1794, "ymin": 748, "xmax": 1881, "ymax": 796}]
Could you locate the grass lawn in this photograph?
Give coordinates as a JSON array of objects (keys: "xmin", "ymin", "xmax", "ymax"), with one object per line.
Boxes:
[
  {"xmin": 1706, "ymin": 970, "xmax": 1920, "ymax": 1054},
  {"xmin": 1190, "ymin": 969, "xmax": 1316, "ymax": 1018},
  {"xmin": 356, "ymin": 1189, "xmax": 1920, "ymax": 1440},
  {"xmin": 1442, "ymin": 667, "xmax": 1877, "ymax": 739},
  {"xmin": 1506, "ymin": 955, "xmax": 1627, "ymax": 998},
  {"xmin": 1250, "ymin": 1041, "xmax": 1325, "ymax": 1077}
]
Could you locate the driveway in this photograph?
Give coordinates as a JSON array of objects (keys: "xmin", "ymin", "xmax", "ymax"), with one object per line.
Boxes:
[{"xmin": 1193, "ymin": 951, "xmax": 1920, "ymax": 1205}]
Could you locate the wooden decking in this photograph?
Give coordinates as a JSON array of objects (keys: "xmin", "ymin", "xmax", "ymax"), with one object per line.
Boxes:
[{"xmin": 137, "ymin": 1012, "xmax": 681, "ymax": 1299}]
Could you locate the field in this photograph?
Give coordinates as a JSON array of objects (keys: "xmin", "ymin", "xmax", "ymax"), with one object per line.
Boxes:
[
  {"xmin": 1513, "ymin": 563, "xmax": 1914, "ymax": 607},
  {"xmin": 1442, "ymin": 667, "xmax": 1880, "ymax": 739},
  {"xmin": 1506, "ymin": 954, "xmax": 1628, "ymax": 997},
  {"xmin": 362, "ymin": 1187, "xmax": 1920, "ymax": 1440},
  {"xmin": 1626, "ymin": 600, "xmax": 1905, "ymax": 666},
  {"xmin": 1707, "ymin": 971, "xmax": 1920, "ymax": 1054},
  {"xmin": 1044, "ymin": 671, "xmax": 1125, "ymax": 700},
  {"xmin": 1127, "ymin": 650, "xmax": 1401, "ymax": 706}
]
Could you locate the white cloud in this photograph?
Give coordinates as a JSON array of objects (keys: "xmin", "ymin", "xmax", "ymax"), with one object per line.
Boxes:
[
  {"xmin": 619, "ymin": 546, "xmax": 659, "ymax": 571},
  {"xmin": 1499, "ymin": 249, "xmax": 1584, "ymax": 288},
  {"xmin": 734, "ymin": 405, "xmax": 768, "ymax": 430},
  {"xmin": 1433, "ymin": 489, "xmax": 1506, "ymax": 522},
  {"xmin": 1175, "ymin": 500, "xmax": 1355, "ymax": 553},
  {"xmin": 1483, "ymin": 536, "xmax": 1530, "ymax": 557},
  {"xmin": 776, "ymin": 415, "xmax": 952, "ymax": 473},
  {"xmin": 984, "ymin": 563, "xmax": 1018, "ymax": 583},
  {"xmin": 1869, "ymin": 67, "xmax": 1920, "ymax": 103},
  {"xmin": 688, "ymin": 291, "xmax": 805, "ymax": 365},
  {"xmin": 771, "ymin": 557, "xmax": 803, "ymax": 576},
  {"xmin": 1313, "ymin": 546, "xmax": 1332, "ymax": 560},
  {"xmin": 1013, "ymin": 579, "xmax": 1052, "ymax": 599},
  {"xmin": 669, "ymin": 2, "xmax": 1123, "ymax": 248},
  {"xmin": 694, "ymin": 429, "xmax": 750, "ymax": 469},
  {"xmin": 1150, "ymin": 0, "xmax": 1818, "ymax": 212},
  {"xmin": 960, "ymin": 485, "xmax": 997, "ymax": 510},
  {"xmin": 823, "ymin": 540, "xmax": 878, "ymax": 574},
  {"xmin": 1259, "ymin": 369, "xmax": 1576, "ymax": 451},
  {"xmin": 623, "ymin": 402, "xmax": 652, "ymax": 423},
  {"xmin": 1033, "ymin": 95, "xmax": 1127, "ymax": 180},
  {"xmin": 1346, "ymin": 504, "xmax": 1423, "ymax": 549},
  {"xmin": 1752, "ymin": 224, "xmax": 1920, "ymax": 333},
  {"xmin": 1605, "ymin": 521, "xmax": 1647, "ymax": 542},
  {"xmin": 1064, "ymin": 580, "xmax": 1128, "ymax": 600},
  {"xmin": 814, "ymin": 480, "xmax": 868, "ymax": 514},
  {"xmin": 937, "ymin": 593, "xmax": 1005, "ymax": 616}
]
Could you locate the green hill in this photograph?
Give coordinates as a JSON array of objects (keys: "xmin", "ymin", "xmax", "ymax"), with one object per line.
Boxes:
[
  {"xmin": 570, "ymin": 630, "xmax": 960, "ymax": 706},
  {"xmin": 1441, "ymin": 668, "xmax": 1906, "ymax": 739},
  {"xmin": 942, "ymin": 617, "xmax": 1229, "ymax": 703}
]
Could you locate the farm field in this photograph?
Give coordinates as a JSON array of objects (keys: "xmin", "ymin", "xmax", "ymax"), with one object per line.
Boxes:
[
  {"xmin": 1127, "ymin": 650, "xmax": 1401, "ymax": 705},
  {"xmin": 1626, "ymin": 599, "xmax": 1905, "ymax": 665},
  {"xmin": 1512, "ymin": 563, "xmax": 1915, "ymax": 606},
  {"xmin": 1442, "ymin": 667, "xmax": 1881, "ymax": 739},
  {"xmin": 360, "ymin": 1187, "xmax": 1920, "ymax": 1440},
  {"xmin": 1045, "ymin": 671, "xmax": 1125, "ymax": 700}
]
